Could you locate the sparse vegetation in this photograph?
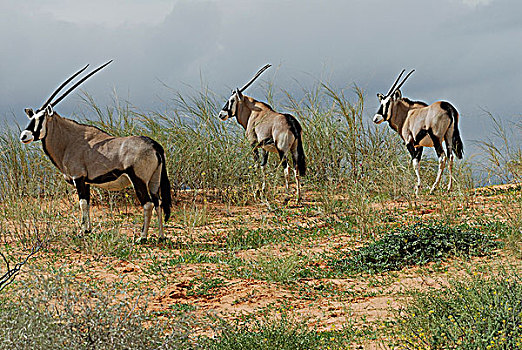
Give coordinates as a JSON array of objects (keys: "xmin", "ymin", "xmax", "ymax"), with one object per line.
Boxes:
[
  {"xmin": 395, "ymin": 268, "xmax": 522, "ymax": 349},
  {"xmin": 0, "ymin": 81, "xmax": 519, "ymax": 348}
]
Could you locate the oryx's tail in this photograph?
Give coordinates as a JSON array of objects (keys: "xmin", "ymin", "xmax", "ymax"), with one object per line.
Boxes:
[
  {"xmin": 296, "ymin": 137, "xmax": 306, "ymax": 176},
  {"xmin": 451, "ymin": 108, "xmax": 463, "ymax": 160},
  {"xmin": 443, "ymin": 101, "xmax": 464, "ymax": 160},
  {"xmin": 160, "ymin": 157, "xmax": 172, "ymax": 221},
  {"xmin": 284, "ymin": 114, "xmax": 306, "ymax": 176},
  {"xmin": 150, "ymin": 139, "xmax": 172, "ymax": 222},
  {"xmin": 453, "ymin": 124, "xmax": 463, "ymax": 159}
]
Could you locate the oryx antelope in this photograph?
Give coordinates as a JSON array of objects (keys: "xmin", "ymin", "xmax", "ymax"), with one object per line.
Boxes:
[
  {"xmin": 218, "ymin": 64, "xmax": 306, "ymax": 202},
  {"xmin": 20, "ymin": 61, "xmax": 172, "ymax": 243},
  {"xmin": 373, "ymin": 69, "xmax": 464, "ymax": 196}
]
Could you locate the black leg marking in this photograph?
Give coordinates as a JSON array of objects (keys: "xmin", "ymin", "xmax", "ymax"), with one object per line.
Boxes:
[
  {"xmin": 414, "ymin": 146, "xmax": 423, "ymax": 161},
  {"xmin": 127, "ymin": 169, "xmax": 152, "ymax": 206},
  {"xmin": 277, "ymin": 150, "xmax": 288, "ymax": 169},
  {"xmin": 406, "ymin": 143, "xmax": 416, "ymax": 159},
  {"xmin": 413, "ymin": 130, "xmax": 428, "ymax": 147},
  {"xmin": 151, "ymin": 193, "xmax": 160, "ymax": 208},
  {"xmin": 74, "ymin": 177, "xmax": 89, "ymax": 201},
  {"xmin": 427, "ymin": 130, "xmax": 444, "ymax": 157},
  {"xmin": 260, "ymin": 149, "xmax": 269, "ymax": 167},
  {"xmin": 74, "ymin": 177, "xmax": 91, "ymax": 234}
]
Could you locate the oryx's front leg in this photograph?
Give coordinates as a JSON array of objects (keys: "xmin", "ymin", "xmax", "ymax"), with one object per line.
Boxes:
[
  {"xmin": 259, "ymin": 148, "xmax": 269, "ymax": 193},
  {"xmin": 412, "ymin": 158, "xmax": 421, "ymax": 197},
  {"xmin": 407, "ymin": 144, "xmax": 423, "ymax": 197},
  {"xmin": 73, "ymin": 177, "xmax": 91, "ymax": 234}
]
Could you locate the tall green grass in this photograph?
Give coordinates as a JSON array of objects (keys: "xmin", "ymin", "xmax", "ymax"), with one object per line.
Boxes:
[
  {"xmin": 1, "ymin": 81, "xmax": 474, "ymax": 209},
  {"xmin": 476, "ymin": 113, "xmax": 522, "ymax": 184}
]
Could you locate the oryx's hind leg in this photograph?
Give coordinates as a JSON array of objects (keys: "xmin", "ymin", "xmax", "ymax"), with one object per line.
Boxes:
[
  {"xmin": 128, "ymin": 171, "xmax": 154, "ymax": 243},
  {"xmin": 407, "ymin": 144, "xmax": 423, "ymax": 197},
  {"xmin": 291, "ymin": 150, "xmax": 302, "ymax": 203},
  {"xmin": 149, "ymin": 166, "xmax": 165, "ymax": 242},
  {"xmin": 277, "ymin": 150, "xmax": 291, "ymax": 193},
  {"xmin": 445, "ymin": 136, "xmax": 455, "ymax": 192},
  {"xmin": 428, "ymin": 131, "xmax": 447, "ymax": 194},
  {"xmin": 73, "ymin": 177, "xmax": 91, "ymax": 234}
]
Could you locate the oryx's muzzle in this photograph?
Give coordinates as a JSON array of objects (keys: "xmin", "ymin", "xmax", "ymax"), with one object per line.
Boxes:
[
  {"xmin": 20, "ymin": 130, "xmax": 34, "ymax": 144},
  {"xmin": 218, "ymin": 109, "xmax": 229, "ymax": 121},
  {"xmin": 373, "ymin": 114, "xmax": 385, "ymax": 124}
]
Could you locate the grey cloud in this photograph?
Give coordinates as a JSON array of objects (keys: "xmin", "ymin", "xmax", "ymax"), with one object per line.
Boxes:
[{"xmin": 1, "ymin": 0, "xmax": 520, "ymax": 151}]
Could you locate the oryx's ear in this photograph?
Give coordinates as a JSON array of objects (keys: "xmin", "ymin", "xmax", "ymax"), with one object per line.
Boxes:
[
  {"xmin": 377, "ymin": 93, "xmax": 384, "ymax": 101},
  {"xmin": 24, "ymin": 108, "xmax": 34, "ymax": 118},
  {"xmin": 45, "ymin": 105, "xmax": 54, "ymax": 116},
  {"xmin": 392, "ymin": 89, "xmax": 402, "ymax": 100},
  {"xmin": 235, "ymin": 88, "xmax": 243, "ymax": 100}
]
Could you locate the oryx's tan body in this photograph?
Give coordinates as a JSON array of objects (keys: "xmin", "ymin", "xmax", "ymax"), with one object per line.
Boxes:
[
  {"xmin": 388, "ymin": 99, "xmax": 456, "ymax": 149},
  {"xmin": 236, "ymin": 96, "xmax": 299, "ymax": 156},
  {"xmin": 218, "ymin": 64, "xmax": 306, "ymax": 202},
  {"xmin": 43, "ymin": 113, "xmax": 161, "ymax": 191},
  {"xmin": 21, "ymin": 62, "xmax": 172, "ymax": 243},
  {"xmin": 374, "ymin": 69, "xmax": 463, "ymax": 197}
]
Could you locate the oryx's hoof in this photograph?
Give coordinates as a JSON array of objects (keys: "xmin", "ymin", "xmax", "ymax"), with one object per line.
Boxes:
[
  {"xmin": 135, "ymin": 237, "xmax": 148, "ymax": 245},
  {"xmin": 157, "ymin": 236, "xmax": 167, "ymax": 244}
]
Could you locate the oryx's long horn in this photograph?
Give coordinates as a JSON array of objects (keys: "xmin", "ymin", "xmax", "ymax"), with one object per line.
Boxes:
[
  {"xmin": 385, "ymin": 69, "xmax": 405, "ymax": 97},
  {"xmin": 50, "ymin": 60, "xmax": 113, "ymax": 108},
  {"xmin": 393, "ymin": 69, "xmax": 415, "ymax": 93},
  {"xmin": 239, "ymin": 64, "xmax": 271, "ymax": 92},
  {"xmin": 40, "ymin": 64, "xmax": 90, "ymax": 111}
]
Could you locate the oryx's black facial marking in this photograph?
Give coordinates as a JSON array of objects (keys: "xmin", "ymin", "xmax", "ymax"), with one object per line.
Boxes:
[
  {"xmin": 20, "ymin": 109, "xmax": 48, "ymax": 143},
  {"xmin": 373, "ymin": 95, "xmax": 392, "ymax": 124},
  {"xmin": 219, "ymin": 94, "xmax": 238, "ymax": 120}
]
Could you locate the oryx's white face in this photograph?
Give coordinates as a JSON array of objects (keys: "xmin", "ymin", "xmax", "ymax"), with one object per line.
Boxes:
[
  {"xmin": 373, "ymin": 90, "xmax": 401, "ymax": 124},
  {"xmin": 20, "ymin": 105, "xmax": 53, "ymax": 144},
  {"xmin": 218, "ymin": 90, "xmax": 242, "ymax": 121}
]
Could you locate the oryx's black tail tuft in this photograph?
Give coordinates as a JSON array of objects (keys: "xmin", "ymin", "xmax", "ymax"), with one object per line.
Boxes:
[
  {"xmin": 145, "ymin": 136, "xmax": 172, "ymax": 221},
  {"xmin": 440, "ymin": 101, "xmax": 464, "ymax": 160},
  {"xmin": 284, "ymin": 114, "xmax": 306, "ymax": 176},
  {"xmin": 453, "ymin": 125, "xmax": 464, "ymax": 159},
  {"xmin": 160, "ymin": 157, "xmax": 172, "ymax": 221}
]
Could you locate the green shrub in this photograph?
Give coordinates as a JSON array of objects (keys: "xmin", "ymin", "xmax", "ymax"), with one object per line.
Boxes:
[
  {"xmin": 395, "ymin": 269, "xmax": 522, "ymax": 349},
  {"xmin": 330, "ymin": 222, "xmax": 501, "ymax": 274}
]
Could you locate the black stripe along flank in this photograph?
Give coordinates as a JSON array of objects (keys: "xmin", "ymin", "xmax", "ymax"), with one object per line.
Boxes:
[{"xmin": 87, "ymin": 169, "xmax": 126, "ymax": 184}]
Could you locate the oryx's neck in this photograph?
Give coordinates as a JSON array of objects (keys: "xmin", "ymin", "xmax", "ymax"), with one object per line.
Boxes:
[
  {"xmin": 41, "ymin": 113, "xmax": 109, "ymax": 173},
  {"xmin": 236, "ymin": 96, "xmax": 273, "ymax": 130},
  {"xmin": 389, "ymin": 100, "xmax": 414, "ymax": 134}
]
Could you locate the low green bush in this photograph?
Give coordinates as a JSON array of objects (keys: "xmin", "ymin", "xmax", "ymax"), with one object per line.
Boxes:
[{"xmin": 330, "ymin": 222, "xmax": 501, "ymax": 274}]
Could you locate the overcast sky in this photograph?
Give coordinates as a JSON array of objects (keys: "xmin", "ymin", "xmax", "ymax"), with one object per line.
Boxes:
[{"xmin": 0, "ymin": 0, "xmax": 520, "ymax": 151}]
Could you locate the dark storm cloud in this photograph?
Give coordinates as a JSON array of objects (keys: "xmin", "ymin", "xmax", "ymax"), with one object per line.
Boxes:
[{"xmin": 1, "ymin": 0, "xmax": 520, "ymax": 148}]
